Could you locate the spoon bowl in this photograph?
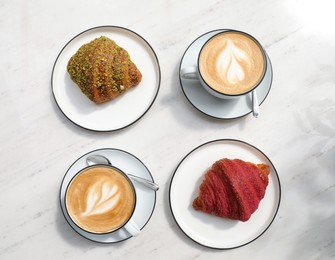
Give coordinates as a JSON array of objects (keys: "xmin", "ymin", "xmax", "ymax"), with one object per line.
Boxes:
[{"xmin": 86, "ymin": 154, "xmax": 159, "ymax": 191}]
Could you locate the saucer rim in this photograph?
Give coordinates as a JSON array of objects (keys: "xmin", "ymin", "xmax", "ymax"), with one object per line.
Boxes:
[
  {"xmin": 179, "ymin": 29, "xmax": 273, "ymax": 120},
  {"xmin": 59, "ymin": 147, "xmax": 157, "ymax": 244}
]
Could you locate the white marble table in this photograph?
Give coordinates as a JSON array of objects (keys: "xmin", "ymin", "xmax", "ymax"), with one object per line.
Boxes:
[{"xmin": 1, "ymin": 0, "xmax": 334, "ymax": 259}]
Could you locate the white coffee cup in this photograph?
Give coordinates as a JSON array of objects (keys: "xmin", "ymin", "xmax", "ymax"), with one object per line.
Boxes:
[
  {"xmin": 65, "ymin": 164, "xmax": 140, "ymax": 237},
  {"xmin": 181, "ymin": 30, "xmax": 267, "ymax": 99}
]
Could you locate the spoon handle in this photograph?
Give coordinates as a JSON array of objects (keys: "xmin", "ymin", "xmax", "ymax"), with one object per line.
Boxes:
[
  {"xmin": 128, "ymin": 174, "xmax": 159, "ymax": 191},
  {"xmin": 252, "ymin": 90, "xmax": 260, "ymax": 118}
]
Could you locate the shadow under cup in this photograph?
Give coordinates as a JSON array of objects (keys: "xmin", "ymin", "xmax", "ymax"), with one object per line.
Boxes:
[
  {"xmin": 64, "ymin": 165, "xmax": 137, "ymax": 235},
  {"xmin": 182, "ymin": 30, "xmax": 267, "ymax": 99}
]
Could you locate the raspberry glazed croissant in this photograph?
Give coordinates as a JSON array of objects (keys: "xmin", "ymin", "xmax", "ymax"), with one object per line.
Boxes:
[
  {"xmin": 67, "ymin": 36, "xmax": 142, "ymax": 104},
  {"xmin": 193, "ymin": 158, "xmax": 270, "ymax": 222}
]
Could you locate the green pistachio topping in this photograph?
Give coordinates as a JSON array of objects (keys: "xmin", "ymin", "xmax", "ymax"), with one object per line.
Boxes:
[{"xmin": 67, "ymin": 36, "xmax": 135, "ymax": 102}]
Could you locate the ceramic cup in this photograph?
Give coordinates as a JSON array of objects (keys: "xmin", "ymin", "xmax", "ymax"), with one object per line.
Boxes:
[
  {"xmin": 65, "ymin": 164, "xmax": 140, "ymax": 236},
  {"xmin": 181, "ymin": 30, "xmax": 267, "ymax": 99}
]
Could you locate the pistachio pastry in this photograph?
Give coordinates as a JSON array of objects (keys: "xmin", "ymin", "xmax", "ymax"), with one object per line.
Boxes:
[{"xmin": 67, "ymin": 36, "xmax": 142, "ymax": 104}]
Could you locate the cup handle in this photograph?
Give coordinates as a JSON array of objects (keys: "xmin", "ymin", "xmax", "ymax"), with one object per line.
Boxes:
[
  {"xmin": 123, "ymin": 219, "xmax": 140, "ymax": 237},
  {"xmin": 180, "ymin": 66, "xmax": 199, "ymax": 79}
]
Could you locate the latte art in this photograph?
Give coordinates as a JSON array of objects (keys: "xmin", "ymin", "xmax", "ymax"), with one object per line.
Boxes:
[
  {"xmin": 66, "ymin": 166, "xmax": 135, "ymax": 234},
  {"xmin": 82, "ymin": 179, "xmax": 121, "ymax": 217},
  {"xmin": 217, "ymin": 39, "xmax": 251, "ymax": 84},
  {"xmin": 199, "ymin": 31, "xmax": 266, "ymax": 95}
]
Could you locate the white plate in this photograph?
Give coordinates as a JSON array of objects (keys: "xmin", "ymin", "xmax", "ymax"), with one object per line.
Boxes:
[
  {"xmin": 169, "ymin": 139, "xmax": 281, "ymax": 249},
  {"xmin": 179, "ymin": 30, "xmax": 273, "ymax": 119},
  {"xmin": 59, "ymin": 148, "xmax": 157, "ymax": 243},
  {"xmin": 52, "ymin": 26, "xmax": 160, "ymax": 131}
]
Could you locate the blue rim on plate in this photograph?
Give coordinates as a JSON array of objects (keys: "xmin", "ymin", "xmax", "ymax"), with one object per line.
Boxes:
[
  {"xmin": 51, "ymin": 25, "xmax": 161, "ymax": 132},
  {"xmin": 179, "ymin": 29, "xmax": 273, "ymax": 120},
  {"xmin": 59, "ymin": 148, "xmax": 157, "ymax": 243},
  {"xmin": 169, "ymin": 139, "xmax": 281, "ymax": 249}
]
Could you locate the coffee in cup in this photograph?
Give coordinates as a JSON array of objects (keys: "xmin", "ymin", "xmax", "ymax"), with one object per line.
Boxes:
[
  {"xmin": 65, "ymin": 165, "xmax": 138, "ymax": 235},
  {"xmin": 181, "ymin": 30, "xmax": 267, "ymax": 99}
]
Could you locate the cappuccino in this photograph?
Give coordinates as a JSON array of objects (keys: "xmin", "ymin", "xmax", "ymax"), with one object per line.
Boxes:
[
  {"xmin": 66, "ymin": 165, "xmax": 136, "ymax": 234},
  {"xmin": 199, "ymin": 31, "xmax": 266, "ymax": 95}
]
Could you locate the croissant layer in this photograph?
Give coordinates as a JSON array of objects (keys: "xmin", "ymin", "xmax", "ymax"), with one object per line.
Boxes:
[{"xmin": 193, "ymin": 158, "xmax": 270, "ymax": 222}]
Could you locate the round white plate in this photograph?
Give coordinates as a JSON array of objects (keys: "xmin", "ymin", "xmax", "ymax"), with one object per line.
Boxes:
[
  {"xmin": 169, "ymin": 139, "xmax": 281, "ymax": 249},
  {"xmin": 60, "ymin": 148, "xmax": 157, "ymax": 243},
  {"xmin": 179, "ymin": 29, "xmax": 273, "ymax": 119},
  {"xmin": 52, "ymin": 26, "xmax": 161, "ymax": 131}
]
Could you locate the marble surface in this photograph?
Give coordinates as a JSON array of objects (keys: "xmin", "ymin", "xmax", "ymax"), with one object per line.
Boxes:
[{"xmin": 1, "ymin": 0, "xmax": 334, "ymax": 259}]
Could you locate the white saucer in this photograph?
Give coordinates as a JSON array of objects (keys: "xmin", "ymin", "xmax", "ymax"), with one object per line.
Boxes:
[
  {"xmin": 179, "ymin": 30, "xmax": 273, "ymax": 119},
  {"xmin": 169, "ymin": 139, "xmax": 281, "ymax": 249},
  {"xmin": 52, "ymin": 26, "xmax": 161, "ymax": 131},
  {"xmin": 59, "ymin": 148, "xmax": 157, "ymax": 243}
]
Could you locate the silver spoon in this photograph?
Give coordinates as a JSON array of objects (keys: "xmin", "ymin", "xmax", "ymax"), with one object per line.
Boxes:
[
  {"xmin": 252, "ymin": 90, "xmax": 260, "ymax": 118},
  {"xmin": 86, "ymin": 154, "xmax": 159, "ymax": 191}
]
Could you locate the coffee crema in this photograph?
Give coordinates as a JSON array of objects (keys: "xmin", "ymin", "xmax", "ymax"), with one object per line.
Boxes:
[
  {"xmin": 199, "ymin": 31, "xmax": 266, "ymax": 95},
  {"xmin": 66, "ymin": 166, "xmax": 135, "ymax": 234}
]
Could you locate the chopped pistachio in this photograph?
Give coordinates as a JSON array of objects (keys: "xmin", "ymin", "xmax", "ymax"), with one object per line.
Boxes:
[{"xmin": 67, "ymin": 36, "xmax": 141, "ymax": 103}]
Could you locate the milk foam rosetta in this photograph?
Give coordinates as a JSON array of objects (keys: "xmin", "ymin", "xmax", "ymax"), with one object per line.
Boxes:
[
  {"xmin": 199, "ymin": 31, "xmax": 266, "ymax": 95},
  {"xmin": 66, "ymin": 166, "xmax": 135, "ymax": 233}
]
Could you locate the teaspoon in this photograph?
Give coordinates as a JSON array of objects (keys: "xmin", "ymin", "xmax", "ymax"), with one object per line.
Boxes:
[
  {"xmin": 86, "ymin": 154, "xmax": 159, "ymax": 191},
  {"xmin": 252, "ymin": 90, "xmax": 260, "ymax": 118}
]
